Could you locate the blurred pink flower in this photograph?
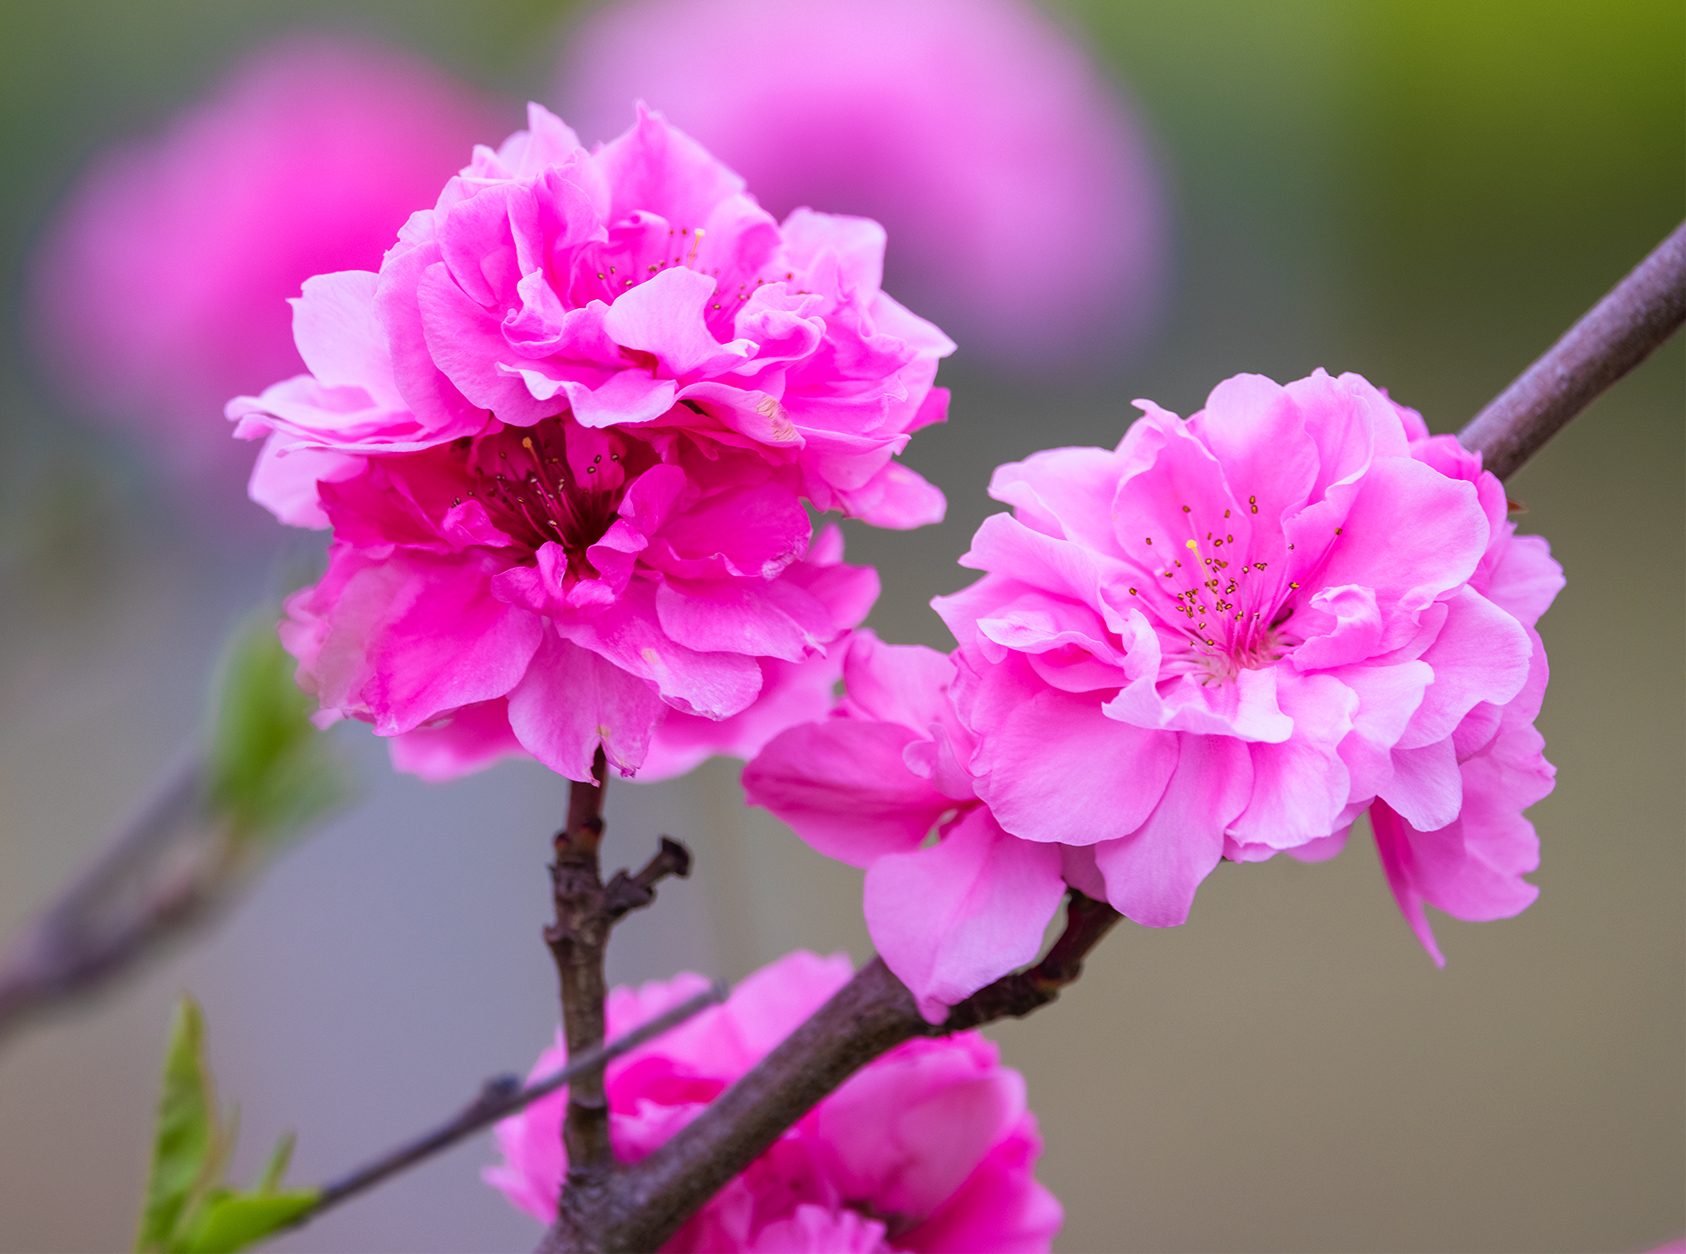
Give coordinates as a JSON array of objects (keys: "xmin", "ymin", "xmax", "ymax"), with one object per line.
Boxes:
[
  {"xmin": 233, "ymin": 104, "xmax": 950, "ymax": 782},
  {"xmin": 27, "ymin": 35, "xmax": 503, "ymax": 521},
  {"xmin": 485, "ymin": 951, "xmax": 1063, "ymax": 1252},
  {"xmin": 554, "ymin": 0, "xmax": 1168, "ymax": 374},
  {"xmin": 746, "ymin": 371, "xmax": 1561, "ymax": 1016}
]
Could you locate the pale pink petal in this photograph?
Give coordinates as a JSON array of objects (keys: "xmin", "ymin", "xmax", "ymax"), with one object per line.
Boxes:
[
  {"xmin": 864, "ymin": 808, "xmax": 1067, "ymax": 1021},
  {"xmin": 902, "ymin": 1119, "xmax": 1063, "ymax": 1254},
  {"xmin": 972, "ymin": 687, "xmax": 1177, "ymax": 847},
  {"xmin": 742, "ymin": 721, "xmax": 952, "ymax": 867},
  {"xmin": 1094, "ymin": 734, "xmax": 1250, "ymax": 927}
]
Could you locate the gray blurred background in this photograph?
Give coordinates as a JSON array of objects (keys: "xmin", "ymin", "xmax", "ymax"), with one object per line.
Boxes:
[{"xmin": 0, "ymin": 2, "xmax": 1680, "ymax": 1251}]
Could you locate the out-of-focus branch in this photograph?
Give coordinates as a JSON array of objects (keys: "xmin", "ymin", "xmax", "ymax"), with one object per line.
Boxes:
[
  {"xmin": 0, "ymin": 752, "xmax": 221, "ymax": 1041},
  {"xmin": 0, "ymin": 615, "xmax": 348, "ymax": 1045},
  {"xmin": 544, "ymin": 751, "xmax": 694, "ymax": 1251},
  {"xmin": 1460, "ymin": 220, "xmax": 1685, "ymax": 481},
  {"xmin": 538, "ymin": 892, "xmax": 1121, "ymax": 1254},
  {"xmin": 300, "ymin": 981, "xmax": 727, "ymax": 1228}
]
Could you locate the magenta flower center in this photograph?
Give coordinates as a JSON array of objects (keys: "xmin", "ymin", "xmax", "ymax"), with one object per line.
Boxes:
[{"xmin": 460, "ymin": 417, "xmax": 647, "ymax": 578}]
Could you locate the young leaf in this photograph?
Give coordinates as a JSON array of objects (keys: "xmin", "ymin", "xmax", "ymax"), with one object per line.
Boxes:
[
  {"xmin": 135, "ymin": 996, "xmax": 220, "ymax": 1253},
  {"xmin": 134, "ymin": 999, "xmax": 320, "ymax": 1253},
  {"xmin": 252, "ymin": 1131, "xmax": 295, "ymax": 1196},
  {"xmin": 203, "ymin": 612, "xmax": 348, "ymax": 844},
  {"xmin": 175, "ymin": 1189, "xmax": 321, "ymax": 1254}
]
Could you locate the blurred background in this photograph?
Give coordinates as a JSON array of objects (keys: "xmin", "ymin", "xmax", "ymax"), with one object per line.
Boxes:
[{"xmin": 0, "ymin": 1, "xmax": 1680, "ymax": 1251}]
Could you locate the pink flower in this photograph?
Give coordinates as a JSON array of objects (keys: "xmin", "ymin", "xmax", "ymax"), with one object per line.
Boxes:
[
  {"xmin": 232, "ymin": 103, "xmax": 952, "ymax": 783},
  {"xmin": 484, "ymin": 951, "xmax": 1062, "ymax": 1253},
  {"xmin": 746, "ymin": 371, "xmax": 1562, "ymax": 1016},
  {"xmin": 26, "ymin": 35, "xmax": 502, "ymax": 521},
  {"xmin": 552, "ymin": 0, "xmax": 1168, "ymax": 374}
]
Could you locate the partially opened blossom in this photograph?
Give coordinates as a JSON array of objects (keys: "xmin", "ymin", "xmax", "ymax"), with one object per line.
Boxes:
[
  {"xmin": 27, "ymin": 35, "xmax": 502, "ymax": 520},
  {"xmin": 747, "ymin": 370, "xmax": 1561, "ymax": 1017},
  {"xmin": 485, "ymin": 951, "xmax": 1062, "ymax": 1252},
  {"xmin": 554, "ymin": 0, "xmax": 1167, "ymax": 372},
  {"xmin": 231, "ymin": 104, "xmax": 949, "ymax": 782}
]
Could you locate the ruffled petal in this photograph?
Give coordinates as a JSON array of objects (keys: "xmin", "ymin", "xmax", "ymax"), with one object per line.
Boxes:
[{"xmin": 864, "ymin": 808, "xmax": 1067, "ymax": 1021}]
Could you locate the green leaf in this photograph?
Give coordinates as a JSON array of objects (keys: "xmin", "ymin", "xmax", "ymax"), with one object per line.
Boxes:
[
  {"xmin": 135, "ymin": 996, "xmax": 221, "ymax": 1253},
  {"xmin": 252, "ymin": 1131, "xmax": 295, "ymax": 1196},
  {"xmin": 203, "ymin": 612, "xmax": 349, "ymax": 843},
  {"xmin": 134, "ymin": 999, "xmax": 319, "ymax": 1253},
  {"xmin": 174, "ymin": 1189, "xmax": 320, "ymax": 1254}
]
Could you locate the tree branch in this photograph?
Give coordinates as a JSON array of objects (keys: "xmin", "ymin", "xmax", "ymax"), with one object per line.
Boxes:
[
  {"xmin": 0, "ymin": 751, "xmax": 219, "ymax": 1042},
  {"xmin": 294, "ymin": 981, "xmax": 727, "ymax": 1229},
  {"xmin": 539, "ymin": 892, "xmax": 1121, "ymax": 1253},
  {"xmin": 1459, "ymin": 220, "xmax": 1685, "ymax": 481},
  {"xmin": 544, "ymin": 750, "xmax": 693, "ymax": 1249}
]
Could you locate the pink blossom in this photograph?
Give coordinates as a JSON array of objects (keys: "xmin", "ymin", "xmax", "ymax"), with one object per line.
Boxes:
[
  {"xmin": 26, "ymin": 35, "xmax": 502, "ymax": 520},
  {"xmin": 553, "ymin": 0, "xmax": 1168, "ymax": 373},
  {"xmin": 745, "ymin": 371, "xmax": 1561, "ymax": 1016},
  {"xmin": 232, "ymin": 103, "xmax": 951, "ymax": 783},
  {"xmin": 484, "ymin": 951, "xmax": 1062, "ymax": 1252}
]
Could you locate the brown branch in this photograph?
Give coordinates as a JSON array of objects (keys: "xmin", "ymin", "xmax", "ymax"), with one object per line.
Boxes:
[
  {"xmin": 544, "ymin": 749, "xmax": 693, "ymax": 1249},
  {"xmin": 0, "ymin": 752, "xmax": 221, "ymax": 1042},
  {"xmin": 298, "ymin": 981, "xmax": 727, "ymax": 1229},
  {"xmin": 1459, "ymin": 220, "xmax": 1686, "ymax": 481},
  {"xmin": 538, "ymin": 891, "xmax": 1121, "ymax": 1253}
]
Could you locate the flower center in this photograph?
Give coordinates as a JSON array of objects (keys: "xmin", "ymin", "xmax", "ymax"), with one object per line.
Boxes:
[
  {"xmin": 1127, "ymin": 498, "xmax": 1305, "ymax": 685},
  {"xmin": 459, "ymin": 416, "xmax": 648, "ymax": 579}
]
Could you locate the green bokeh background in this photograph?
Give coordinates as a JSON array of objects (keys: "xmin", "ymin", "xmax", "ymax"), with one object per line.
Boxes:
[{"xmin": 0, "ymin": 3, "xmax": 1679, "ymax": 1252}]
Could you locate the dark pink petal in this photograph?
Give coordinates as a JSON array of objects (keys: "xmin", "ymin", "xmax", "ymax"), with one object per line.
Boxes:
[
  {"xmin": 864, "ymin": 808, "xmax": 1067, "ymax": 1021},
  {"xmin": 554, "ymin": 581, "xmax": 762, "ymax": 719},
  {"xmin": 388, "ymin": 698, "xmax": 524, "ymax": 780},
  {"xmin": 1292, "ymin": 584, "xmax": 1383, "ymax": 671},
  {"xmin": 604, "ymin": 266, "xmax": 754, "ymax": 379},
  {"xmin": 742, "ymin": 722, "xmax": 952, "ymax": 867},
  {"xmin": 507, "ymin": 628, "xmax": 666, "ymax": 780},
  {"xmin": 655, "ymin": 576, "xmax": 835, "ymax": 661},
  {"xmin": 643, "ymin": 482, "xmax": 811, "ymax": 580},
  {"xmin": 1094, "ymin": 733, "xmax": 1250, "ymax": 926},
  {"xmin": 639, "ymin": 649, "xmax": 846, "ymax": 781},
  {"xmin": 310, "ymin": 550, "xmax": 543, "ymax": 736}
]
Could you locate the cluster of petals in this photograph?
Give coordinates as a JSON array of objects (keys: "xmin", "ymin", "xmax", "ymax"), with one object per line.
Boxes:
[
  {"xmin": 746, "ymin": 370, "xmax": 1562, "ymax": 1018},
  {"xmin": 485, "ymin": 950, "xmax": 1062, "ymax": 1252},
  {"xmin": 27, "ymin": 35, "xmax": 500, "ymax": 520},
  {"xmin": 553, "ymin": 0, "xmax": 1167, "ymax": 372},
  {"xmin": 231, "ymin": 103, "xmax": 952, "ymax": 782}
]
